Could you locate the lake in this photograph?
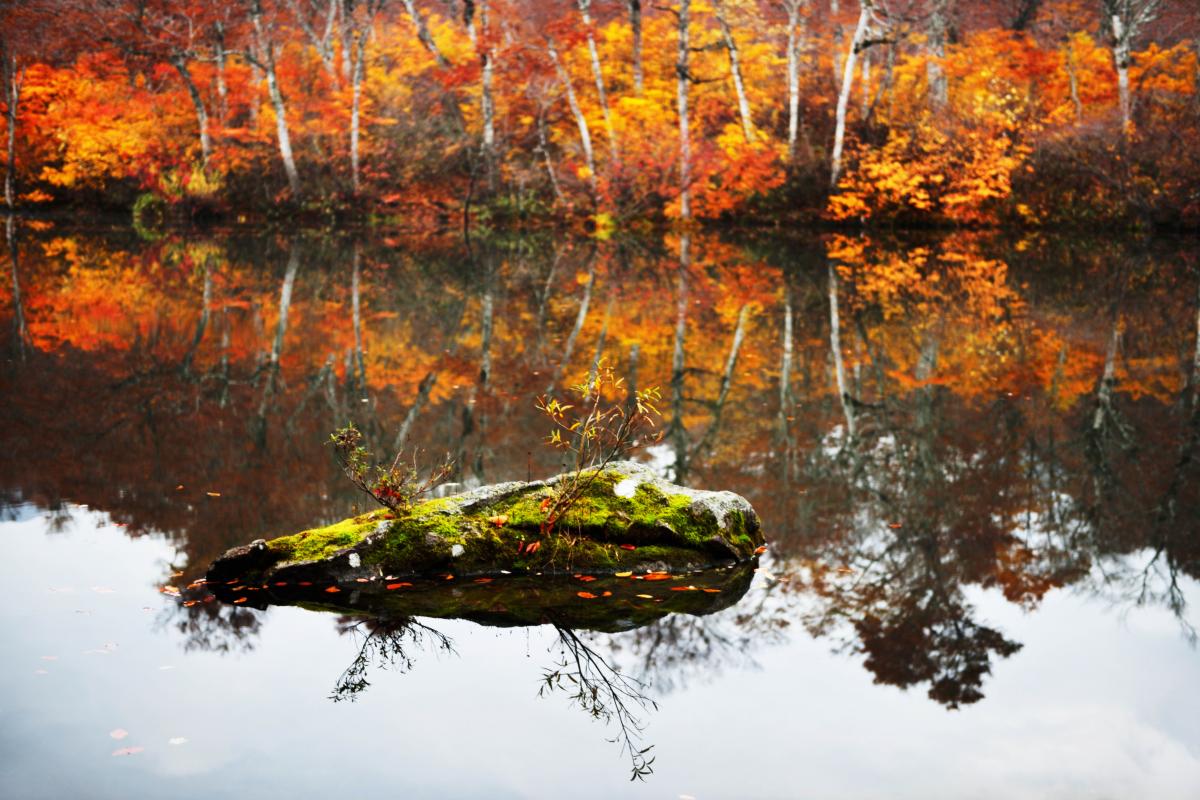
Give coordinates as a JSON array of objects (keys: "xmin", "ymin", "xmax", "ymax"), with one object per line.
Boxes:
[{"xmin": 2, "ymin": 221, "xmax": 1198, "ymax": 798}]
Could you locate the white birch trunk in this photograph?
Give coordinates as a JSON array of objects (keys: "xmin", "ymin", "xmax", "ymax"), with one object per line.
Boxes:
[
  {"xmin": 830, "ymin": 3, "xmax": 870, "ymax": 188},
  {"xmin": 676, "ymin": 0, "xmax": 692, "ymax": 221},
  {"xmin": 715, "ymin": 1, "xmax": 754, "ymax": 142}
]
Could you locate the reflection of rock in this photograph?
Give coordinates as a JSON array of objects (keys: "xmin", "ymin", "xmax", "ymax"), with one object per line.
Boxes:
[
  {"xmin": 207, "ymin": 461, "xmax": 763, "ymax": 587},
  {"xmin": 210, "ymin": 562, "xmax": 756, "ymax": 633}
]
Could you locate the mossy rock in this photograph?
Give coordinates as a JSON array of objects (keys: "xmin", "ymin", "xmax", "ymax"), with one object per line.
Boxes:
[{"xmin": 207, "ymin": 461, "xmax": 764, "ymax": 589}]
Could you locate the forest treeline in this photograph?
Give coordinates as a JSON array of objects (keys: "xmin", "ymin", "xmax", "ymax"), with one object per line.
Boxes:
[{"xmin": 1, "ymin": 0, "xmax": 1198, "ymax": 228}]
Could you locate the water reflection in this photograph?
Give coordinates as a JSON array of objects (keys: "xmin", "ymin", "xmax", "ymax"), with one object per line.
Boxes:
[{"xmin": 1, "ymin": 218, "xmax": 1197, "ymax": 717}]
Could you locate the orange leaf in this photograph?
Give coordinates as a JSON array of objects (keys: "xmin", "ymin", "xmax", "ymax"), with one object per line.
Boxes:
[
  {"xmin": 540, "ymin": 498, "xmax": 552, "ymax": 512},
  {"xmin": 602, "ymin": 591, "xmax": 612, "ymax": 597},
  {"xmin": 386, "ymin": 582, "xmax": 413, "ymax": 590},
  {"xmin": 887, "ymin": 522, "xmax": 903, "ymax": 529},
  {"xmin": 670, "ymin": 586, "xmax": 697, "ymax": 592},
  {"xmin": 474, "ymin": 577, "xmax": 493, "ymax": 584},
  {"xmin": 526, "ymin": 541, "xmax": 541, "ymax": 554},
  {"xmin": 206, "ymin": 492, "xmax": 221, "ymax": 498},
  {"xmin": 754, "ymin": 545, "xmax": 768, "ymax": 555},
  {"xmin": 577, "ymin": 591, "xmax": 598, "ymax": 599},
  {"xmin": 702, "ymin": 588, "xmax": 721, "ymax": 593},
  {"xmin": 575, "ymin": 575, "xmax": 597, "ymax": 582},
  {"xmin": 643, "ymin": 573, "xmax": 671, "ymax": 581},
  {"xmin": 233, "ymin": 597, "xmax": 247, "ymax": 603},
  {"xmin": 324, "ymin": 586, "xmax": 341, "ymax": 594}
]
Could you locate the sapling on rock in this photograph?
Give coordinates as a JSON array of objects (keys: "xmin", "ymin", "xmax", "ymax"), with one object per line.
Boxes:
[
  {"xmin": 536, "ymin": 359, "xmax": 662, "ymax": 535},
  {"xmin": 329, "ymin": 423, "xmax": 452, "ymax": 513}
]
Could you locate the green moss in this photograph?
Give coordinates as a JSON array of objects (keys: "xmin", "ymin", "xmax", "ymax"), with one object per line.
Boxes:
[{"xmin": 266, "ymin": 510, "xmax": 387, "ymax": 562}]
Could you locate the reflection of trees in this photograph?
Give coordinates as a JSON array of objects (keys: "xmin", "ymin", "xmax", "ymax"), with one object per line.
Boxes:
[
  {"xmin": 329, "ymin": 616, "xmax": 455, "ymax": 702},
  {"xmin": 541, "ymin": 626, "xmax": 657, "ymax": 780},
  {"xmin": 161, "ymin": 598, "xmax": 264, "ymax": 654}
]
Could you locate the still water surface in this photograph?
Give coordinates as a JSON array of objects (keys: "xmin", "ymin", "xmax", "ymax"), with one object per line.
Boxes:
[{"xmin": 1, "ymin": 223, "xmax": 1198, "ymax": 798}]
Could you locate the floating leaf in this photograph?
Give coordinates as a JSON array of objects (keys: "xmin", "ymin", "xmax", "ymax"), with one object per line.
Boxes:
[
  {"xmin": 206, "ymin": 492, "xmax": 221, "ymax": 498},
  {"xmin": 324, "ymin": 586, "xmax": 341, "ymax": 594},
  {"xmin": 702, "ymin": 588, "xmax": 721, "ymax": 593},
  {"xmin": 233, "ymin": 597, "xmax": 248, "ymax": 604},
  {"xmin": 473, "ymin": 577, "xmax": 493, "ymax": 584},
  {"xmin": 575, "ymin": 575, "xmax": 597, "ymax": 582},
  {"xmin": 386, "ymin": 582, "xmax": 413, "ymax": 590},
  {"xmin": 670, "ymin": 586, "xmax": 698, "ymax": 592},
  {"xmin": 614, "ymin": 571, "xmax": 633, "ymax": 577},
  {"xmin": 636, "ymin": 594, "xmax": 654, "ymax": 599},
  {"xmin": 577, "ymin": 591, "xmax": 598, "ymax": 599},
  {"xmin": 643, "ymin": 573, "xmax": 671, "ymax": 581}
]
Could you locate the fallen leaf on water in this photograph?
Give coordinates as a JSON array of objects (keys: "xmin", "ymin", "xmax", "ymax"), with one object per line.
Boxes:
[
  {"xmin": 206, "ymin": 492, "xmax": 221, "ymax": 498},
  {"xmin": 175, "ymin": 484, "xmax": 184, "ymax": 491},
  {"xmin": 274, "ymin": 581, "xmax": 288, "ymax": 587},
  {"xmin": 386, "ymin": 582, "xmax": 413, "ymax": 590},
  {"xmin": 233, "ymin": 597, "xmax": 248, "ymax": 604},
  {"xmin": 111, "ymin": 747, "xmax": 144, "ymax": 757},
  {"xmin": 443, "ymin": 574, "xmax": 455, "ymax": 581},
  {"xmin": 324, "ymin": 586, "xmax": 341, "ymax": 594},
  {"xmin": 474, "ymin": 578, "xmax": 493, "ymax": 584},
  {"xmin": 614, "ymin": 571, "xmax": 633, "ymax": 578},
  {"xmin": 670, "ymin": 586, "xmax": 698, "ymax": 592},
  {"xmin": 619, "ymin": 544, "xmax": 637, "ymax": 551},
  {"xmin": 602, "ymin": 591, "xmax": 612, "ymax": 597},
  {"xmin": 298, "ymin": 581, "xmax": 313, "ymax": 587},
  {"xmin": 577, "ymin": 592, "xmax": 598, "ymax": 599},
  {"xmin": 636, "ymin": 594, "xmax": 655, "ymax": 599},
  {"xmin": 109, "ymin": 729, "xmax": 129, "ymax": 740},
  {"xmin": 488, "ymin": 514, "xmax": 509, "ymax": 527},
  {"xmin": 182, "ymin": 600, "xmax": 197, "ymax": 607},
  {"xmin": 643, "ymin": 573, "xmax": 671, "ymax": 581},
  {"xmin": 702, "ymin": 588, "xmax": 721, "ymax": 593},
  {"xmin": 168, "ymin": 737, "xmax": 188, "ymax": 746},
  {"xmin": 887, "ymin": 522, "xmax": 903, "ymax": 529},
  {"xmin": 355, "ymin": 578, "xmax": 370, "ymax": 583},
  {"xmin": 574, "ymin": 575, "xmax": 597, "ymax": 582}
]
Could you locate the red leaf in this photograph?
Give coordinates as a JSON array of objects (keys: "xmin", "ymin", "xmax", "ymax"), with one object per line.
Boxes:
[
  {"xmin": 386, "ymin": 582, "xmax": 412, "ymax": 590},
  {"xmin": 619, "ymin": 544, "xmax": 637, "ymax": 551},
  {"xmin": 324, "ymin": 587, "xmax": 341, "ymax": 594},
  {"xmin": 577, "ymin": 591, "xmax": 598, "ymax": 599}
]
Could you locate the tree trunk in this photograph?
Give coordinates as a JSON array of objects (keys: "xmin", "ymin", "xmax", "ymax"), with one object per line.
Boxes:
[
  {"xmin": 402, "ymin": 0, "xmax": 450, "ymax": 66},
  {"xmin": 466, "ymin": 0, "xmax": 496, "ymax": 182},
  {"xmin": 696, "ymin": 303, "xmax": 749, "ymax": 454},
  {"xmin": 171, "ymin": 57, "xmax": 212, "ymax": 166},
  {"xmin": 578, "ymin": 0, "xmax": 619, "ymax": 161},
  {"xmin": 214, "ymin": 23, "xmax": 229, "ymax": 126},
  {"xmin": 3, "ymin": 54, "xmax": 21, "ymax": 210},
  {"xmin": 548, "ymin": 42, "xmax": 598, "ymax": 198},
  {"xmin": 256, "ymin": 245, "xmax": 302, "ymax": 436},
  {"xmin": 830, "ymin": 2, "xmax": 870, "ymax": 188},
  {"xmin": 350, "ymin": 29, "xmax": 367, "ymax": 193},
  {"xmin": 926, "ymin": 0, "xmax": 948, "ymax": 109},
  {"xmin": 1111, "ymin": 14, "xmax": 1132, "ymax": 133},
  {"xmin": 785, "ymin": 2, "xmax": 802, "ymax": 161},
  {"xmin": 536, "ymin": 106, "xmax": 565, "ymax": 202},
  {"xmin": 628, "ymin": 0, "xmax": 644, "ymax": 95},
  {"xmin": 715, "ymin": 0, "xmax": 754, "ymax": 142},
  {"xmin": 546, "ymin": 256, "xmax": 595, "ymax": 394},
  {"xmin": 252, "ymin": 3, "xmax": 302, "ymax": 195},
  {"xmin": 676, "ymin": 0, "xmax": 692, "ymax": 221}
]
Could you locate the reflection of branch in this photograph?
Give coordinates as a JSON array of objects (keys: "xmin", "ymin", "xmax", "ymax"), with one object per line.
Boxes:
[
  {"xmin": 541, "ymin": 626, "xmax": 656, "ymax": 781},
  {"xmin": 330, "ymin": 617, "xmax": 455, "ymax": 702}
]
